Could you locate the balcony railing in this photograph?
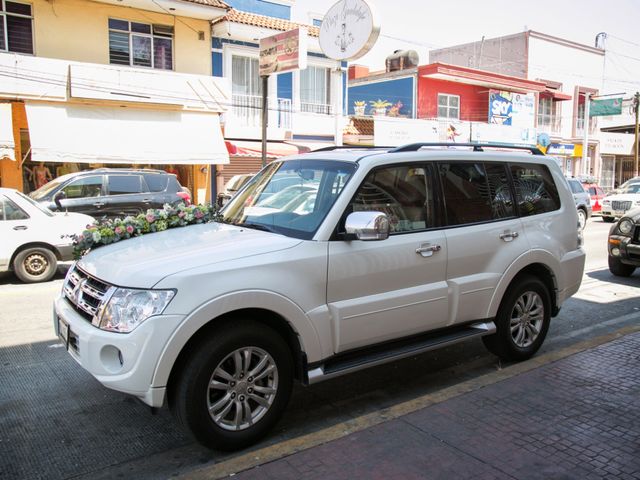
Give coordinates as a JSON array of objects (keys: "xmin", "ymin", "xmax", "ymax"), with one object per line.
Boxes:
[
  {"xmin": 231, "ymin": 94, "xmax": 293, "ymax": 129},
  {"xmin": 301, "ymin": 102, "xmax": 333, "ymax": 115},
  {"xmin": 576, "ymin": 117, "xmax": 598, "ymax": 136},
  {"xmin": 537, "ymin": 117, "xmax": 562, "ymax": 135}
]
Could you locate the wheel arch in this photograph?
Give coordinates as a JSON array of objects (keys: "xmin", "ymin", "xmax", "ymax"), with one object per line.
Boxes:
[
  {"xmin": 9, "ymin": 242, "xmax": 62, "ymax": 270},
  {"xmin": 488, "ymin": 256, "xmax": 559, "ymax": 319},
  {"xmin": 154, "ymin": 291, "xmax": 322, "ymax": 400}
]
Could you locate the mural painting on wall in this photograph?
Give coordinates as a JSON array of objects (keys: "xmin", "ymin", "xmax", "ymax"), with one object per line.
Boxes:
[
  {"xmin": 488, "ymin": 90, "xmax": 535, "ymax": 128},
  {"xmin": 349, "ymin": 77, "xmax": 414, "ymax": 117}
]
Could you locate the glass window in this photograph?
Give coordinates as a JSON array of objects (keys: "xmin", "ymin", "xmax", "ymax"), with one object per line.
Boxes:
[
  {"xmin": 438, "ymin": 94, "xmax": 460, "ymax": 119},
  {"xmin": 108, "ymin": 175, "xmax": 143, "ymax": 195},
  {"xmin": 231, "ymin": 55, "xmax": 261, "ymax": 96},
  {"xmin": 108, "ymin": 18, "xmax": 173, "ymax": 70},
  {"xmin": 143, "ymin": 174, "xmax": 168, "ymax": 192},
  {"xmin": 350, "ymin": 164, "xmax": 435, "ymax": 233},
  {"xmin": 223, "ymin": 159, "xmax": 356, "ymax": 240},
  {"xmin": 510, "ymin": 163, "xmax": 561, "ymax": 216},
  {"xmin": 62, "ymin": 176, "xmax": 103, "ymax": 199},
  {"xmin": 0, "ymin": 196, "xmax": 29, "ymax": 221},
  {"xmin": 538, "ymin": 97, "xmax": 553, "ymax": 126},
  {"xmin": 485, "ymin": 163, "xmax": 515, "ymax": 219},
  {"xmin": 440, "ymin": 162, "xmax": 493, "ymax": 225},
  {"xmin": 1, "ymin": 1, "xmax": 33, "ymax": 54},
  {"xmin": 567, "ymin": 179, "xmax": 585, "ymax": 194},
  {"xmin": 300, "ymin": 66, "xmax": 331, "ymax": 114}
]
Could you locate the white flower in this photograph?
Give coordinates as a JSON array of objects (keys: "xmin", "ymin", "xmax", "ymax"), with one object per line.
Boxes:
[{"xmin": 92, "ymin": 232, "xmax": 102, "ymax": 242}]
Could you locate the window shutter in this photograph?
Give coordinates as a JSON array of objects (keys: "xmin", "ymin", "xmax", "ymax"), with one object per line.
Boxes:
[{"xmin": 6, "ymin": 14, "xmax": 33, "ymax": 54}]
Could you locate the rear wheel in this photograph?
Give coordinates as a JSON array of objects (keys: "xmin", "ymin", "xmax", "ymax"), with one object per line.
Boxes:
[
  {"xmin": 482, "ymin": 275, "xmax": 551, "ymax": 362},
  {"xmin": 603, "ymin": 216, "xmax": 615, "ymax": 223},
  {"xmin": 169, "ymin": 320, "xmax": 293, "ymax": 451},
  {"xmin": 577, "ymin": 208, "xmax": 587, "ymax": 230},
  {"xmin": 608, "ymin": 255, "xmax": 636, "ymax": 277},
  {"xmin": 13, "ymin": 247, "xmax": 57, "ymax": 283}
]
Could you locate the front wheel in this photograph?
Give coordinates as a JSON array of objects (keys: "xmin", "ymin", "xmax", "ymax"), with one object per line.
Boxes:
[
  {"xmin": 608, "ymin": 255, "xmax": 636, "ymax": 277},
  {"xmin": 169, "ymin": 320, "xmax": 293, "ymax": 451},
  {"xmin": 577, "ymin": 209, "xmax": 587, "ymax": 230},
  {"xmin": 13, "ymin": 247, "xmax": 57, "ymax": 283},
  {"xmin": 483, "ymin": 275, "xmax": 551, "ymax": 362}
]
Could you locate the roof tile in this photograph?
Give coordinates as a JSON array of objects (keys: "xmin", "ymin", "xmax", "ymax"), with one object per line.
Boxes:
[
  {"xmin": 180, "ymin": 0, "xmax": 230, "ymax": 8},
  {"xmin": 214, "ymin": 9, "xmax": 319, "ymax": 37}
]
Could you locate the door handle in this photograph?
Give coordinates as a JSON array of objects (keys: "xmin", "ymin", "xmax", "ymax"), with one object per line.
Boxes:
[
  {"xmin": 13, "ymin": 225, "xmax": 27, "ymax": 231},
  {"xmin": 93, "ymin": 202, "xmax": 105, "ymax": 207},
  {"xmin": 416, "ymin": 244, "xmax": 441, "ymax": 257},
  {"xmin": 499, "ymin": 231, "xmax": 519, "ymax": 242}
]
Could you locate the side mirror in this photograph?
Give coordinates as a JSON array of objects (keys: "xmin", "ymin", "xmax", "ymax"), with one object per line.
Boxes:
[
  {"xmin": 54, "ymin": 191, "xmax": 67, "ymax": 211},
  {"xmin": 344, "ymin": 211, "xmax": 390, "ymax": 241}
]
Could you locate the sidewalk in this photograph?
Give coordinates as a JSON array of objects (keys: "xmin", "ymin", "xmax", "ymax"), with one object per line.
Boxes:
[{"xmin": 226, "ymin": 332, "xmax": 640, "ymax": 480}]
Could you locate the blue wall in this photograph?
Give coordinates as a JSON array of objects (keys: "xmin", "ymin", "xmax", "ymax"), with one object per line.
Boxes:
[
  {"xmin": 348, "ymin": 77, "xmax": 415, "ymax": 117},
  {"xmin": 277, "ymin": 72, "xmax": 292, "ymax": 100},
  {"xmin": 224, "ymin": 0, "xmax": 290, "ymax": 19}
]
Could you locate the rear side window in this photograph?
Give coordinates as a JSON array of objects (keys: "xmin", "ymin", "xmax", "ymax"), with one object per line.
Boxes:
[
  {"xmin": 0, "ymin": 196, "xmax": 29, "ymax": 221},
  {"xmin": 568, "ymin": 179, "xmax": 585, "ymax": 194},
  {"xmin": 108, "ymin": 175, "xmax": 145, "ymax": 195},
  {"xmin": 510, "ymin": 163, "xmax": 561, "ymax": 216},
  {"xmin": 144, "ymin": 174, "xmax": 169, "ymax": 192},
  {"xmin": 439, "ymin": 162, "xmax": 515, "ymax": 226},
  {"xmin": 350, "ymin": 164, "xmax": 436, "ymax": 233}
]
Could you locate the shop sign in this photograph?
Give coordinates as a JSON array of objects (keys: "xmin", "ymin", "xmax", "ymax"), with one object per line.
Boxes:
[
  {"xmin": 600, "ymin": 132, "xmax": 635, "ymax": 155},
  {"xmin": 590, "ymin": 98, "xmax": 623, "ymax": 117},
  {"xmin": 319, "ymin": 0, "xmax": 380, "ymax": 61},
  {"xmin": 547, "ymin": 143, "xmax": 575, "ymax": 155},
  {"xmin": 259, "ymin": 28, "xmax": 307, "ymax": 76},
  {"xmin": 488, "ymin": 91, "xmax": 535, "ymax": 128}
]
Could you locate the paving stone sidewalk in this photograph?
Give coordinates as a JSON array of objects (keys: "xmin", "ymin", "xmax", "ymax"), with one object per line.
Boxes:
[{"xmin": 234, "ymin": 332, "xmax": 640, "ymax": 480}]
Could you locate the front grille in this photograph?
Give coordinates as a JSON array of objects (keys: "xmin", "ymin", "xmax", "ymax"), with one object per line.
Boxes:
[
  {"xmin": 633, "ymin": 225, "xmax": 640, "ymax": 244},
  {"xmin": 612, "ymin": 200, "xmax": 632, "ymax": 211},
  {"xmin": 63, "ymin": 267, "xmax": 113, "ymax": 323}
]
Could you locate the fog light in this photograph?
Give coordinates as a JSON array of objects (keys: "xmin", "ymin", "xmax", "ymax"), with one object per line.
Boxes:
[
  {"xmin": 100, "ymin": 345, "xmax": 124, "ymax": 373},
  {"xmin": 611, "ymin": 247, "xmax": 621, "ymax": 256}
]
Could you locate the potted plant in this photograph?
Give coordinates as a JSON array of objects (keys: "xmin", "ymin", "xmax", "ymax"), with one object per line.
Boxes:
[
  {"xmin": 353, "ymin": 100, "xmax": 366, "ymax": 116},
  {"xmin": 370, "ymin": 99, "xmax": 392, "ymax": 115}
]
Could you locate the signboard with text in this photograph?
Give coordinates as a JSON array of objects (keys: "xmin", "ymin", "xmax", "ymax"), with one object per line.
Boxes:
[
  {"xmin": 488, "ymin": 90, "xmax": 535, "ymax": 128},
  {"xmin": 259, "ymin": 28, "xmax": 307, "ymax": 76}
]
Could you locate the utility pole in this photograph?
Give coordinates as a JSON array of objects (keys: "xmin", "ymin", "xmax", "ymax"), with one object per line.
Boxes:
[
  {"xmin": 582, "ymin": 92, "xmax": 591, "ymax": 176},
  {"xmin": 634, "ymin": 91, "xmax": 639, "ymax": 177}
]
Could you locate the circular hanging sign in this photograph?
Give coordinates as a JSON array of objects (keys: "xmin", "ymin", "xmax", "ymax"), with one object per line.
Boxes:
[{"xmin": 319, "ymin": 0, "xmax": 380, "ymax": 61}]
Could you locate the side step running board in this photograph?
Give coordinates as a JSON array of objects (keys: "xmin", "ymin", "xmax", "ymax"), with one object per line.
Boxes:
[{"xmin": 307, "ymin": 321, "xmax": 495, "ymax": 385}]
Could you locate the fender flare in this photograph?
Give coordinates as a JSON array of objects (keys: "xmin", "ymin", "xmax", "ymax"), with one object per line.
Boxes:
[
  {"xmin": 151, "ymin": 290, "xmax": 322, "ymax": 388},
  {"xmin": 486, "ymin": 249, "xmax": 560, "ymax": 318}
]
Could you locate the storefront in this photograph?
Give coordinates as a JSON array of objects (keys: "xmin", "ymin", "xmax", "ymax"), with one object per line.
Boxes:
[
  {"xmin": 599, "ymin": 132, "xmax": 636, "ymax": 189},
  {"xmin": 546, "ymin": 143, "xmax": 575, "ymax": 176}
]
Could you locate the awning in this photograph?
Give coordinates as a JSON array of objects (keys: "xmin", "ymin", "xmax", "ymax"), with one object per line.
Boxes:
[
  {"xmin": 225, "ymin": 140, "xmax": 310, "ymax": 158},
  {"xmin": 542, "ymin": 89, "xmax": 572, "ymax": 101},
  {"xmin": 24, "ymin": 102, "xmax": 229, "ymax": 165},
  {"xmin": 0, "ymin": 103, "xmax": 15, "ymax": 160}
]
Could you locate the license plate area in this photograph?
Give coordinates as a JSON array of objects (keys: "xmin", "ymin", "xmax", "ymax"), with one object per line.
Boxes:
[{"xmin": 58, "ymin": 318, "xmax": 69, "ymax": 349}]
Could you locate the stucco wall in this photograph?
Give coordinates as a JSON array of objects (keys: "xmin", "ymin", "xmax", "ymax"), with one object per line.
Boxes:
[{"xmin": 32, "ymin": 0, "xmax": 211, "ymax": 75}]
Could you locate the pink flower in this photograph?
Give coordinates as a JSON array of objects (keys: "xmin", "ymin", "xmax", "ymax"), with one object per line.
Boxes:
[
  {"xmin": 126, "ymin": 225, "xmax": 134, "ymax": 234},
  {"xmin": 114, "ymin": 226, "xmax": 123, "ymax": 235},
  {"xmin": 178, "ymin": 211, "xmax": 185, "ymax": 218},
  {"xmin": 195, "ymin": 210, "xmax": 204, "ymax": 219},
  {"xmin": 146, "ymin": 214, "xmax": 155, "ymax": 222}
]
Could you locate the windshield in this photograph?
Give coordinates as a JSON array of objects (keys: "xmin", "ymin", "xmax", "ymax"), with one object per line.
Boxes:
[
  {"xmin": 621, "ymin": 183, "xmax": 640, "ymax": 194},
  {"xmin": 222, "ymin": 159, "xmax": 356, "ymax": 239},
  {"xmin": 28, "ymin": 175, "xmax": 70, "ymax": 199},
  {"xmin": 16, "ymin": 191, "xmax": 54, "ymax": 217}
]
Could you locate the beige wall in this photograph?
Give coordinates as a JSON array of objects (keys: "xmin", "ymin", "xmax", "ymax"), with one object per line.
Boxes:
[{"xmin": 32, "ymin": 0, "xmax": 211, "ymax": 75}]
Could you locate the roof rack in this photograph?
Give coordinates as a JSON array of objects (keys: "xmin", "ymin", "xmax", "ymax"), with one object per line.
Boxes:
[
  {"xmin": 389, "ymin": 142, "xmax": 545, "ymax": 155},
  {"xmin": 311, "ymin": 145, "xmax": 393, "ymax": 152}
]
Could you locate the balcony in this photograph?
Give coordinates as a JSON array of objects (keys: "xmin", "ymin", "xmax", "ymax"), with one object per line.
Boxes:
[
  {"xmin": 230, "ymin": 94, "xmax": 292, "ymax": 129},
  {"xmin": 537, "ymin": 117, "xmax": 562, "ymax": 136},
  {"xmin": 301, "ymin": 102, "xmax": 333, "ymax": 115},
  {"xmin": 576, "ymin": 117, "xmax": 598, "ymax": 137}
]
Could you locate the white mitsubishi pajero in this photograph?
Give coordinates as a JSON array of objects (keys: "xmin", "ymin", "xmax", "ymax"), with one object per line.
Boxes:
[{"xmin": 54, "ymin": 143, "xmax": 585, "ymax": 450}]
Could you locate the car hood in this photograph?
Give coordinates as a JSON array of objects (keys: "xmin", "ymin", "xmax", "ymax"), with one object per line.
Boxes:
[
  {"xmin": 77, "ymin": 222, "xmax": 302, "ymax": 288},
  {"xmin": 52, "ymin": 212, "xmax": 94, "ymax": 238},
  {"xmin": 603, "ymin": 194, "xmax": 640, "ymax": 202}
]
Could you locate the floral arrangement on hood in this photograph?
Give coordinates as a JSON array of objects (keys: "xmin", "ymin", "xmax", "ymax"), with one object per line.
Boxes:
[{"xmin": 72, "ymin": 203, "xmax": 220, "ymax": 259}]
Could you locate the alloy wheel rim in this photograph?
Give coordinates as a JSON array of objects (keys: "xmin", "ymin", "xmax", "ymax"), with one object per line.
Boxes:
[
  {"xmin": 207, "ymin": 346, "xmax": 278, "ymax": 431},
  {"xmin": 509, "ymin": 291, "xmax": 544, "ymax": 348},
  {"xmin": 577, "ymin": 210, "xmax": 586, "ymax": 229},
  {"xmin": 24, "ymin": 253, "xmax": 48, "ymax": 276}
]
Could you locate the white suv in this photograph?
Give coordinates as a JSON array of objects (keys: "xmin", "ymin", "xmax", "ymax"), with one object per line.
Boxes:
[{"xmin": 54, "ymin": 144, "xmax": 585, "ymax": 450}]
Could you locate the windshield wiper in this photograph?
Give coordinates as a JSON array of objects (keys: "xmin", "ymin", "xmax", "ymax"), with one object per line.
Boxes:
[{"xmin": 236, "ymin": 222, "xmax": 275, "ymax": 233}]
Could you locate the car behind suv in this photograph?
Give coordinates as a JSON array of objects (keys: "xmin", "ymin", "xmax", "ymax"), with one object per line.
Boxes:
[
  {"xmin": 54, "ymin": 143, "xmax": 585, "ymax": 451},
  {"xmin": 608, "ymin": 207, "xmax": 640, "ymax": 276},
  {"xmin": 30, "ymin": 169, "xmax": 189, "ymax": 219},
  {"xmin": 566, "ymin": 177, "xmax": 592, "ymax": 229}
]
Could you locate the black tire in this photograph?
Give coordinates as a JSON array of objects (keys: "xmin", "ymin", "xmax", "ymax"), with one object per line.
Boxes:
[
  {"xmin": 608, "ymin": 255, "xmax": 636, "ymax": 277},
  {"xmin": 169, "ymin": 320, "xmax": 293, "ymax": 451},
  {"xmin": 577, "ymin": 208, "xmax": 587, "ymax": 230},
  {"xmin": 603, "ymin": 216, "xmax": 615, "ymax": 223},
  {"xmin": 13, "ymin": 247, "xmax": 57, "ymax": 283},
  {"xmin": 482, "ymin": 275, "xmax": 551, "ymax": 362}
]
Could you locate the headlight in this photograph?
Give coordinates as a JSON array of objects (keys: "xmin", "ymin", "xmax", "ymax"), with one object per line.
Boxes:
[
  {"xmin": 618, "ymin": 218, "xmax": 634, "ymax": 235},
  {"xmin": 603, "ymin": 200, "xmax": 611, "ymax": 206},
  {"xmin": 98, "ymin": 288, "xmax": 175, "ymax": 333}
]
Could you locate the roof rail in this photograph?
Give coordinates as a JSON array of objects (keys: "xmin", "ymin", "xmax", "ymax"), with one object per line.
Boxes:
[
  {"xmin": 389, "ymin": 142, "xmax": 545, "ymax": 155},
  {"xmin": 311, "ymin": 145, "xmax": 393, "ymax": 152}
]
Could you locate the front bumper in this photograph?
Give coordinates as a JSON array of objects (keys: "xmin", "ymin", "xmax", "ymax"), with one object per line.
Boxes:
[
  {"xmin": 53, "ymin": 294, "xmax": 184, "ymax": 407},
  {"xmin": 608, "ymin": 235, "xmax": 640, "ymax": 266}
]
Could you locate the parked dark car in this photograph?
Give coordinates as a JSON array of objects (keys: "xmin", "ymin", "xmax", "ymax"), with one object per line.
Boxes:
[
  {"xmin": 29, "ymin": 169, "xmax": 190, "ymax": 219},
  {"xmin": 566, "ymin": 177, "xmax": 592, "ymax": 230},
  {"xmin": 607, "ymin": 207, "xmax": 640, "ymax": 277}
]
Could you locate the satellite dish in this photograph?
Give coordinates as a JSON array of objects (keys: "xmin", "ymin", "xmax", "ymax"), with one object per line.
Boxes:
[{"xmin": 319, "ymin": 0, "xmax": 380, "ymax": 61}]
